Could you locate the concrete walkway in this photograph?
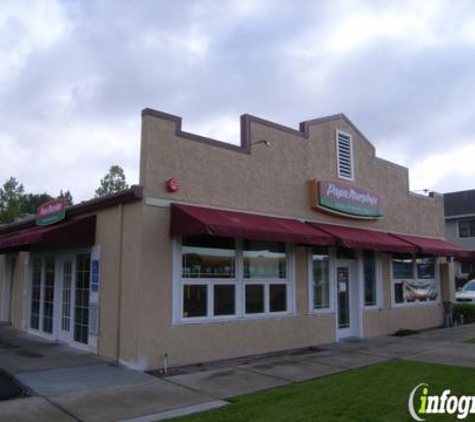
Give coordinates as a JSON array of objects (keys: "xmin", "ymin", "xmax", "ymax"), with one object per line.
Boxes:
[{"xmin": 2, "ymin": 324, "xmax": 475, "ymax": 421}]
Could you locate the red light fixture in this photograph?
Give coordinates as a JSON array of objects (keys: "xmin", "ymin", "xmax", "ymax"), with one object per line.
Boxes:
[{"xmin": 166, "ymin": 178, "xmax": 179, "ymax": 192}]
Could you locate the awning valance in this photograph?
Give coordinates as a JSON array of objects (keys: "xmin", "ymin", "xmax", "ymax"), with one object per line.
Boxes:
[
  {"xmin": 170, "ymin": 204, "xmax": 335, "ymax": 245},
  {"xmin": 0, "ymin": 216, "xmax": 96, "ymax": 254},
  {"xmin": 308, "ymin": 222, "xmax": 418, "ymax": 253},
  {"xmin": 390, "ymin": 233, "xmax": 471, "ymax": 258}
]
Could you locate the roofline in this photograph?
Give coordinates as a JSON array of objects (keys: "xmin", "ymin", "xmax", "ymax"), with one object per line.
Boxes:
[
  {"xmin": 443, "ymin": 189, "xmax": 475, "ymax": 196},
  {"xmin": 142, "ymin": 107, "xmax": 422, "ymax": 197},
  {"xmin": 445, "ymin": 213, "xmax": 475, "ymax": 220},
  {"xmin": 0, "ymin": 185, "xmax": 143, "ymax": 236}
]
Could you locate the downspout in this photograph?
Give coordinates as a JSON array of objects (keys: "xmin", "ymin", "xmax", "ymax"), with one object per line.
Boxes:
[{"xmin": 115, "ymin": 203, "xmax": 125, "ymax": 363}]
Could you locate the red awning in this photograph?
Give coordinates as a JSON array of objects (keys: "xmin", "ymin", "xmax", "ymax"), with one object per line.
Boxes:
[
  {"xmin": 0, "ymin": 216, "xmax": 96, "ymax": 254},
  {"xmin": 308, "ymin": 222, "xmax": 417, "ymax": 253},
  {"xmin": 390, "ymin": 233, "xmax": 470, "ymax": 257},
  {"xmin": 170, "ymin": 204, "xmax": 335, "ymax": 245}
]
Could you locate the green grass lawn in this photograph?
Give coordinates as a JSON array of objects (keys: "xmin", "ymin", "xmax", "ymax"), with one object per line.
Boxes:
[
  {"xmin": 464, "ymin": 338, "xmax": 475, "ymax": 344},
  {"xmin": 166, "ymin": 360, "xmax": 475, "ymax": 422}
]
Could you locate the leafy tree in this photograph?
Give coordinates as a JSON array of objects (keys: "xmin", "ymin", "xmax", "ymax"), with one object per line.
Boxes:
[
  {"xmin": 58, "ymin": 189, "xmax": 73, "ymax": 206},
  {"xmin": 95, "ymin": 165, "xmax": 129, "ymax": 198},
  {"xmin": 21, "ymin": 193, "xmax": 54, "ymax": 215},
  {"xmin": 0, "ymin": 177, "xmax": 26, "ymax": 224}
]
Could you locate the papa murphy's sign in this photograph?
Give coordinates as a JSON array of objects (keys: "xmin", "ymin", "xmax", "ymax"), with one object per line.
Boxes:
[
  {"xmin": 309, "ymin": 180, "xmax": 384, "ymax": 219},
  {"xmin": 36, "ymin": 199, "xmax": 66, "ymax": 226}
]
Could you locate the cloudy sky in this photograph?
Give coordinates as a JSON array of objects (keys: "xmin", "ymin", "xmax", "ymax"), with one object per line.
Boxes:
[{"xmin": 1, "ymin": 0, "xmax": 475, "ymax": 202}]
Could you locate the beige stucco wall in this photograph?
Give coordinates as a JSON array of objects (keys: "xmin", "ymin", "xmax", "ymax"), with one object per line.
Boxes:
[
  {"xmin": 120, "ymin": 206, "xmax": 336, "ymax": 369},
  {"xmin": 113, "ymin": 111, "xmax": 449, "ymax": 369},
  {"xmin": 140, "ymin": 113, "xmax": 444, "ymax": 237}
]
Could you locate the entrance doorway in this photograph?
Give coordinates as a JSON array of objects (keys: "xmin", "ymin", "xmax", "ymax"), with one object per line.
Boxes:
[
  {"xmin": 29, "ymin": 253, "xmax": 91, "ymax": 347},
  {"xmin": 336, "ymin": 260, "xmax": 360, "ymax": 339}
]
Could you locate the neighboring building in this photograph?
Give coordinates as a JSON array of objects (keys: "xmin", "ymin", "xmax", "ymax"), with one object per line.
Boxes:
[
  {"xmin": 0, "ymin": 109, "xmax": 469, "ymax": 370},
  {"xmin": 444, "ymin": 189, "xmax": 475, "ymax": 280}
]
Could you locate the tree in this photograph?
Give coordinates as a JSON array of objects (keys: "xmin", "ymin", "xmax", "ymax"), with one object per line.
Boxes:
[
  {"xmin": 0, "ymin": 177, "xmax": 26, "ymax": 224},
  {"xmin": 58, "ymin": 189, "xmax": 73, "ymax": 206},
  {"xmin": 21, "ymin": 193, "xmax": 54, "ymax": 215},
  {"xmin": 95, "ymin": 165, "xmax": 129, "ymax": 198}
]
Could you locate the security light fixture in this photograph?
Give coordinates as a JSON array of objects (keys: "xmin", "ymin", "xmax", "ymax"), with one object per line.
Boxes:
[{"xmin": 251, "ymin": 139, "xmax": 272, "ymax": 147}]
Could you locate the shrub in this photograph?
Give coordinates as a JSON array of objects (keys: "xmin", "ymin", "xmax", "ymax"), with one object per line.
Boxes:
[{"xmin": 453, "ymin": 303, "xmax": 475, "ymax": 324}]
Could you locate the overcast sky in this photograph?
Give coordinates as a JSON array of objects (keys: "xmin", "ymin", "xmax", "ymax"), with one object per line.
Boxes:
[{"xmin": 1, "ymin": 0, "xmax": 475, "ymax": 202}]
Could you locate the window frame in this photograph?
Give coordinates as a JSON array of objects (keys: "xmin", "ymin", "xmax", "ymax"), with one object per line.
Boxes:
[
  {"xmin": 336, "ymin": 129, "xmax": 355, "ymax": 181},
  {"xmin": 308, "ymin": 246, "xmax": 336, "ymax": 315},
  {"xmin": 173, "ymin": 237, "xmax": 295, "ymax": 325},
  {"xmin": 390, "ymin": 255, "xmax": 441, "ymax": 308},
  {"xmin": 458, "ymin": 219, "xmax": 475, "ymax": 238},
  {"xmin": 361, "ymin": 250, "xmax": 383, "ymax": 310}
]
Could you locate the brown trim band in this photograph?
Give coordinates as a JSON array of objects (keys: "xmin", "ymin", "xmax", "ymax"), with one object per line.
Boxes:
[{"xmin": 0, "ymin": 185, "xmax": 143, "ymax": 236}]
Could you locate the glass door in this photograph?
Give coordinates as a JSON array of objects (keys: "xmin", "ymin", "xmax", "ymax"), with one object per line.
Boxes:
[
  {"xmin": 58, "ymin": 258, "xmax": 74, "ymax": 342},
  {"xmin": 74, "ymin": 253, "xmax": 91, "ymax": 345},
  {"xmin": 336, "ymin": 260, "xmax": 359, "ymax": 339},
  {"xmin": 29, "ymin": 257, "xmax": 56, "ymax": 336},
  {"xmin": 337, "ymin": 266, "xmax": 350, "ymax": 330}
]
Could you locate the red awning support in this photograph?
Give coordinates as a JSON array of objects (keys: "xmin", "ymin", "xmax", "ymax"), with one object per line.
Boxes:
[
  {"xmin": 0, "ymin": 216, "xmax": 96, "ymax": 254},
  {"xmin": 170, "ymin": 204, "xmax": 335, "ymax": 245},
  {"xmin": 308, "ymin": 222, "xmax": 418, "ymax": 253},
  {"xmin": 389, "ymin": 233, "xmax": 472, "ymax": 258}
]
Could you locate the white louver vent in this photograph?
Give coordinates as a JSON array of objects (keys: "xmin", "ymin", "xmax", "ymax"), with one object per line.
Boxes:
[{"xmin": 336, "ymin": 130, "xmax": 354, "ymax": 180}]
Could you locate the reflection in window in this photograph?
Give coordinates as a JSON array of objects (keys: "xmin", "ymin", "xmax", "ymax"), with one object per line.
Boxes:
[
  {"xmin": 30, "ymin": 259, "xmax": 42, "ymax": 330},
  {"xmin": 245, "ymin": 284, "xmax": 265, "ymax": 314},
  {"xmin": 182, "ymin": 236, "xmax": 235, "ymax": 278},
  {"xmin": 214, "ymin": 285, "xmax": 235, "ymax": 316},
  {"xmin": 392, "ymin": 254, "xmax": 414, "ymax": 279},
  {"xmin": 243, "ymin": 240, "xmax": 286, "ymax": 279},
  {"xmin": 364, "ymin": 251, "xmax": 377, "ymax": 306},
  {"xmin": 392, "ymin": 255, "xmax": 439, "ymax": 305},
  {"xmin": 269, "ymin": 284, "xmax": 287, "ymax": 312},
  {"xmin": 183, "ymin": 285, "xmax": 207, "ymax": 317},
  {"xmin": 416, "ymin": 257, "xmax": 435, "ymax": 279},
  {"xmin": 312, "ymin": 247, "xmax": 330, "ymax": 310}
]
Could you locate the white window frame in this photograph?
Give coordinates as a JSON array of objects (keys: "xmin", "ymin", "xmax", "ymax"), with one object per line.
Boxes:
[
  {"xmin": 173, "ymin": 238, "xmax": 295, "ymax": 325},
  {"xmin": 336, "ymin": 129, "xmax": 354, "ymax": 181},
  {"xmin": 361, "ymin": 250, "xmax": 383, "ymax": 310},
  {"xmin": 390, "ymin": 255, "xmax": 441, "ymax": 308},
  {"xmin": 308, "ymin": 246, "xmax": 335, "ymax": 314}
]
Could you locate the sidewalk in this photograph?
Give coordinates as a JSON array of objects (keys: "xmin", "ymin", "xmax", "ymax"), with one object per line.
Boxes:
[{"xmin": 2, "ymin": 324, "xmax": 475, "ymax": 421}]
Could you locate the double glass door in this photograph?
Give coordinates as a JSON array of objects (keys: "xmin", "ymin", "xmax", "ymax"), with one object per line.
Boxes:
[{"xmin": 29, "ymin": 253, "xmax": 91, "ymax": 346}]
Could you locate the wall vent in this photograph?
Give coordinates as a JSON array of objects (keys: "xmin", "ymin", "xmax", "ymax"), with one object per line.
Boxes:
[{"xmin": 336, "ymin": 130, "xmax": 354, "ymax": 180}]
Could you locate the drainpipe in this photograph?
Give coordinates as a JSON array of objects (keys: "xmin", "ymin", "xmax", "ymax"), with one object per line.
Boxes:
[{"xmin": 115, "ymin": 204, "xmax": 125, "ymax": 363}]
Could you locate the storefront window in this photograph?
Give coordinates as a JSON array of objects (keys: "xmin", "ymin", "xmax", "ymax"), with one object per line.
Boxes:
[
  {"xmin": 364, "ymin": 251, "xmax": 377, "ymax": 307},
  {"xmin": 213, "ymin": 284, "xmax": 235, "ymax": 316},
  {"xmin": 269, "ymin": 284, "xmax": 287, "ymax": 312},
  {"xmin": 311, "ymin": 247, "xmax": 330, "ymax": 310},
  {"xmin": 245, "ymin": 284, "xmax": 265, "ymax": 314},
  {"xmin": 391, "ymin": 255, "xmax": 439, "ymax": 305},
  {"xmin": 416, "ymin": 256, "xmax": 435, "ymax": 279},
  {"xmin": 392, "ymin": 254, "xmax": 414, "ymax": 279},
  {"xmin": 183, "ymin": 284, "xmax": 207, "ymax": 318},
  {"xmin": 182, "ymin": 236, "xmax": 235, "ymax": 278},
  {"xmin": 179, "ymin": 237, "xmax": 292, "ymax": 321},
  {"xmin": 243, "ymin": 240, "xmax": 286, "ymax": 279}
]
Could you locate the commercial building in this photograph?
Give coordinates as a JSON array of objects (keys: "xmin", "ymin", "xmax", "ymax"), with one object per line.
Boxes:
[
  {"xmin": 444, "ymin": 189, "xmax": 475, "ymax": 280},
  {"xmin": 0, "ymin": 109, "xmax": 469, "ymax": 370}
]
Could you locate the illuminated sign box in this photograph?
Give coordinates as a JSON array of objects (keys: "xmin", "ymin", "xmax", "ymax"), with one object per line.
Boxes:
[{"xmin": 309, "ymin": 180, "xmax": 385, "ymax": 219}]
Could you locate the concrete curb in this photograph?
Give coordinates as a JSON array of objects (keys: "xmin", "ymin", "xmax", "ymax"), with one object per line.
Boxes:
[{"xmin": 116, "ymin": 400, "xmax": 229, "ymax": 422}]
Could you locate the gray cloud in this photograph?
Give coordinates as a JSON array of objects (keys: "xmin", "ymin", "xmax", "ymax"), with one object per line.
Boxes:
[{"xmin": 1, "ymin": 0, "xmax": 475, "ymax": 200}]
